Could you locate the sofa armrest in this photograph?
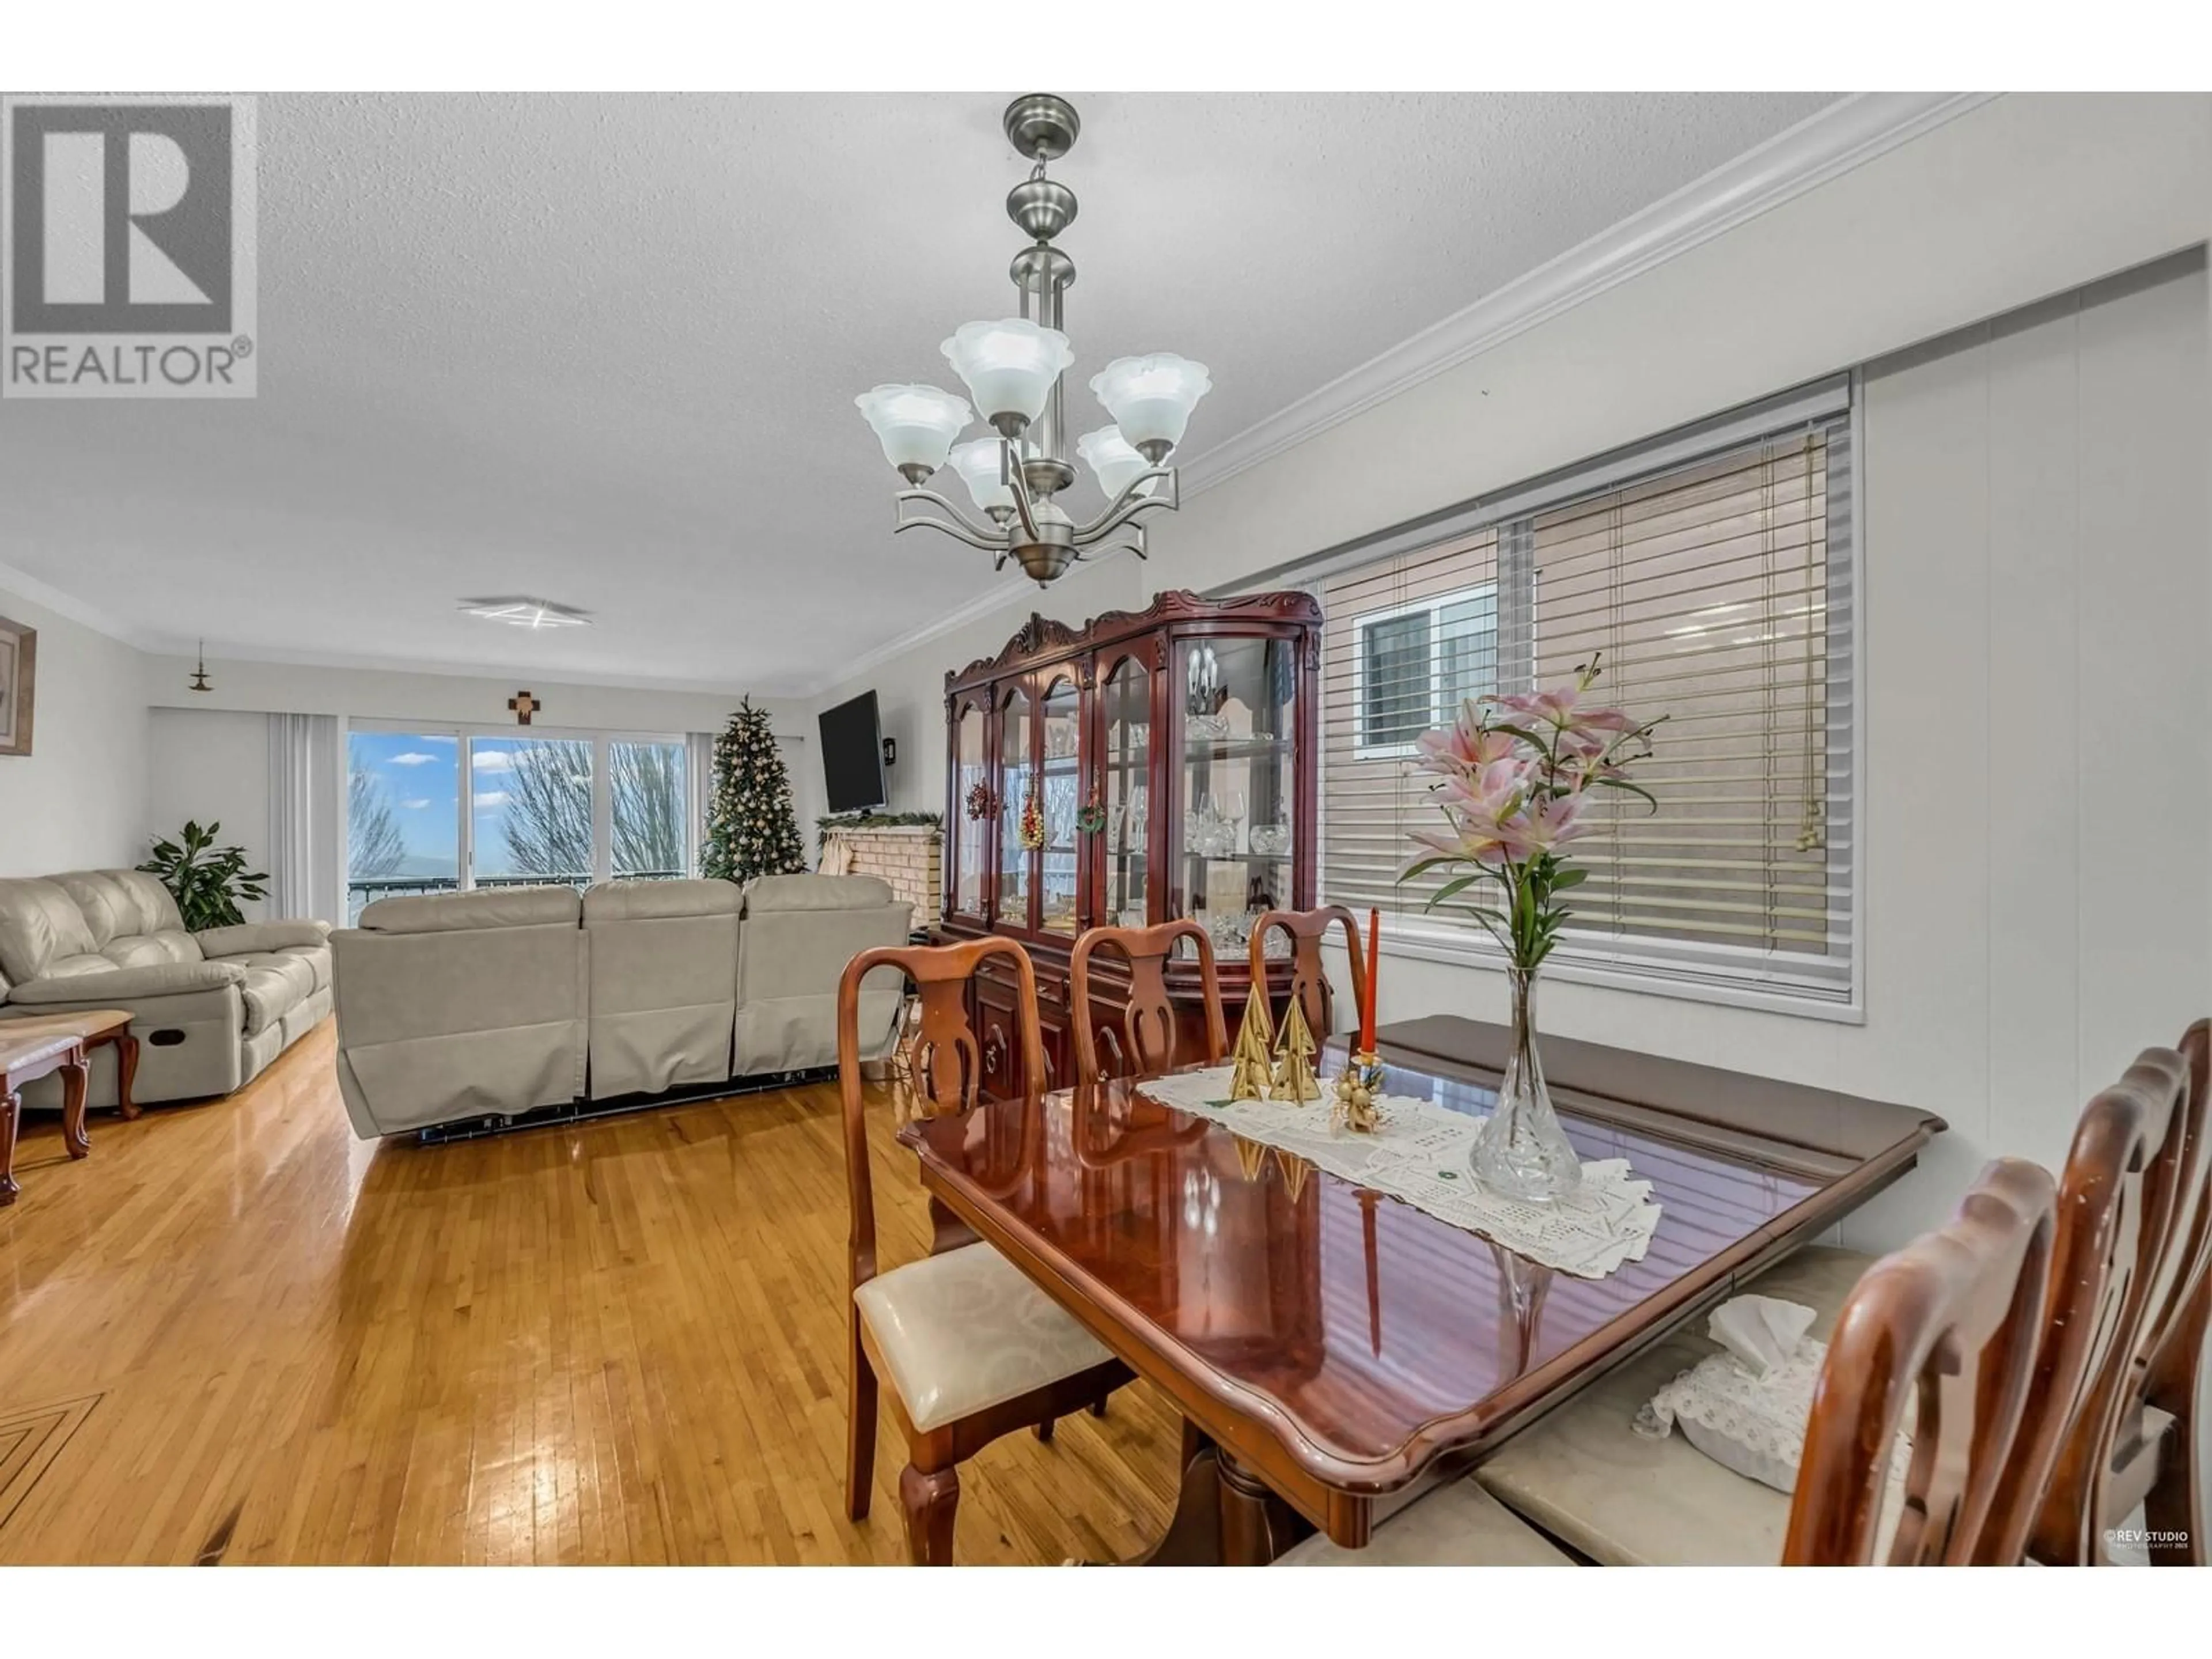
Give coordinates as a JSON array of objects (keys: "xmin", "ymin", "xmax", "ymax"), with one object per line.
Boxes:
[
  {"xmin": 197, "ymin": 920, "xmax": 332, "ymax": 957},
  {"xmin": 6, "ymin": 960, "xmax": 247, "ymax": 1005}
]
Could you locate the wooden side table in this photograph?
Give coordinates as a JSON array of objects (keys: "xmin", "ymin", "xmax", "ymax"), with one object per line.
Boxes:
[
  {"xmin": 0, "ymin": 1033, "xmax": 90, "ymax": 1206},
  {"xmin": 0, "ymin": 1009, "xmax": 138, "ymax": 1119}
]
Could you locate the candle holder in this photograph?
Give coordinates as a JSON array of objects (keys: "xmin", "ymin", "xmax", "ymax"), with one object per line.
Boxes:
[{"xmin": 1331, "ymin": 1050, "xmax": 1387, "ymax": 1134}]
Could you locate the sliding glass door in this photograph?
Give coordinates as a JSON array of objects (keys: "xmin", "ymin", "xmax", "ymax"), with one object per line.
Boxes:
[
  {"xmin": 346, "ymin": 731, "xmax": 461, "ymax": 920},
  {"xmin": 346, "ymin": 726, "xmax": 691, "ymax": 921},
  {"xmin": 470, "ymin": 736, "xmax": 594, "ymax": 890},
  {"xmin": 611, "ymin": 740, "xmax": 686, "ymax": 880}
]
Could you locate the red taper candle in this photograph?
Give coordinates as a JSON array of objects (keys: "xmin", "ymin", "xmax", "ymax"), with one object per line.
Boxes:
[{"xmin": 1360, "ymin": 907, "xmax": 1380, "ymax": 1053}]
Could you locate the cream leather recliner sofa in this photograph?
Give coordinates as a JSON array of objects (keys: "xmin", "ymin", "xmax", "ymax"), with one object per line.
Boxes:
[
  {"xmin": 0, "ymin": 868, "xmax": 334, "ymax": 1109},
  {"xmin": 332, "ymin": 874, "xmax": 911, "ymax": 1138}
]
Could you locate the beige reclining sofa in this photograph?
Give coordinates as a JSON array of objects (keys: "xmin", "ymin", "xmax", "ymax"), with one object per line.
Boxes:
[
  {"xmin": 0, "ymin": 868, "xmax": 333, "ymax": 1109},
  {"xmin": 332, "ymin": 874, "xmax": 911, "ymax": 1138}
]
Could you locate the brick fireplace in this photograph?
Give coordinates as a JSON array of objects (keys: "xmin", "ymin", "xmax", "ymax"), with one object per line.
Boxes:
[{"xmin": 819, "ymin": 824, "xmax": 941, "ymax": 930}]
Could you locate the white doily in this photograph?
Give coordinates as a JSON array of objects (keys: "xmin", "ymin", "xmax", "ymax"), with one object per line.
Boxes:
[{"xmin": 1136, "ymin": 1064, "xmax": 1660, "ymax": 1279}]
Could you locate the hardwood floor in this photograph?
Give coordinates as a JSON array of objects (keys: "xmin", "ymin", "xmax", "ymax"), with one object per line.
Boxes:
[{"xmin": 0, "ymin": 1022, "xmax": 1180, "ymax": 1564}]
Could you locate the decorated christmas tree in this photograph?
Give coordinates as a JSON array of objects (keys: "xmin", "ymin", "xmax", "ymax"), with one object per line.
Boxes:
[
  {"xmin": 702, "ymin": 698, "xmax": 807, "ymax": 884},
  {"xmin": 1229, "ymin": 986, "xmax": 1275, "ymax": 1101}
]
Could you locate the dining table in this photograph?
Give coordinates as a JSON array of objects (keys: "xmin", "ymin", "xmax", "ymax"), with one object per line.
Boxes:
[{"xmin": 900, "ymin": 1013, "xmax": 1946, "ymax": 1565}]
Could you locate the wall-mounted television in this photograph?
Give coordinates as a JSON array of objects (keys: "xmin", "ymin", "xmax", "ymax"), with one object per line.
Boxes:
[{"xmin": 817, "ymin": 689, "xmax": 887, "ymax": 813}]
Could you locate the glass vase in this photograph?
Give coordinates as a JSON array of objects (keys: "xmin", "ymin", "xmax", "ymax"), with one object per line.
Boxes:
[{"xmin": 1470, "ymin": 967, "xmax": 1582, "ymax": 1203}]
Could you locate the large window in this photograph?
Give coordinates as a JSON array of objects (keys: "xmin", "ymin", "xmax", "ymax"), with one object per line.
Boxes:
[
  {"xmin": 347, "ymin": 726, "xmax": 692, "ymax": 920},
  {"xmin": 1320, "ymin": 380, "xmax": 1855, "ymax": 1012}
]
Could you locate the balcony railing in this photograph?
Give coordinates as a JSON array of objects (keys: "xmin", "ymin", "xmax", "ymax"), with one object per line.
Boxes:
[{"xmin": 346, "ymin": 871, "xmax": 686, "ymax": 925}]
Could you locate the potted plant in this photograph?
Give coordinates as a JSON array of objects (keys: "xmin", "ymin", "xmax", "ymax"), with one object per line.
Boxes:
[{"xmin": 139, "ymin": 820, "xmax": 270, "ymax": 931}]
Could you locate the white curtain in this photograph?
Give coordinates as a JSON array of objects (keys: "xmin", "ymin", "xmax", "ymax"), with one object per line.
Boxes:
[
  {"xmin": 267, "ymin": 713, "xmax": 344, "ymax": 924},
  {"xmin": 687, "ymin": 730, "xmax": 715, "ymax": 877}
]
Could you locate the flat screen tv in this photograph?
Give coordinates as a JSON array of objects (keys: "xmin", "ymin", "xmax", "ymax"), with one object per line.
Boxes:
[{"xmin": 818, "ymin": 689, "xmax": 887, "ymax": 813}]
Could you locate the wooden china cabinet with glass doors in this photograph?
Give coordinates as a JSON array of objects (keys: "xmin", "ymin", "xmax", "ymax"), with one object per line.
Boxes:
[{"xmin": 938, "ymin": 589, "xmax": 1322, "ymax": 1099}]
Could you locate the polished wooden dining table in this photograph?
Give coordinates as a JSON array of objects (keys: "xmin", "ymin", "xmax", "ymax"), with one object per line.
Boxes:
[{"xmin": 901, "ymin": 1013, "xmax": 1946, "ymax": 1565}]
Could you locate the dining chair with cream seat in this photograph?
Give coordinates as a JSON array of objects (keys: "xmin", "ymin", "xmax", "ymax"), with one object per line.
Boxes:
[
  {"xmin": 1247, "ymin": 906, "xmax": 1367, "ymax": 1040},
  {"xmin": 1474, "ymin": 1045, "xmax": 2195, "ymax": 1567},
  {"xmin": 1068, "ymin": 918, "xmax": 1226, "ymax": 1086},
  {"xmin": 836, "ymin": 937, "xmax": 1133, "ymax": 1565},
  {"xmin": 1284, "ymin": 1157, "xmax": 2058, "ymax": 1565}
]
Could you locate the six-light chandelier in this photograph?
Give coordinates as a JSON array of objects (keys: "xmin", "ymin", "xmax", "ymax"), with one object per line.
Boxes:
[{"xmin": 855, "ymin": 93, "xmax": 1211, "ymax": 586}]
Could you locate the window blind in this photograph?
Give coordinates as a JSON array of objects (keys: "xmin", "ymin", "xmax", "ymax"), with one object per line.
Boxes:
[{"xmin": 1318, "ymin": 393, "xmax": 1855, "ymax": 1009}]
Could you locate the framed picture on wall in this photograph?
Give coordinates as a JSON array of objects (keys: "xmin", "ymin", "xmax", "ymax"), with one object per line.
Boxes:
[{"xmin": 0, "ymin": 613, "xmax": 35, "ymax": 757}]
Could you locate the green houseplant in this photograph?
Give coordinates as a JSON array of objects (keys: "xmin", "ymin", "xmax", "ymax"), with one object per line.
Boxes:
[{"xmin": 139, "ymin": 820, "xmax": 269, "ymax": 931}]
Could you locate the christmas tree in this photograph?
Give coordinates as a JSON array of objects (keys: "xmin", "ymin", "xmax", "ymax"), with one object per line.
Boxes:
[{"xmin": 702, "ymin": 698, "xmax": 807, "ymax": 884}]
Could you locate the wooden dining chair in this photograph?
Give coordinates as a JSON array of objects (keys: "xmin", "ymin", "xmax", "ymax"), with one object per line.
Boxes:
[
  {"xmin": 1977, "ymin": 1045, "xmax": 2190, "ymax": 1562},
  {"xmin": 2024, "ymin": 1022, "xmax": 2209, "ymax": 1564},
  {"xmin": 1780, "ymin": 1157, "xmax": 2055, "ymax": 1563},
  {"xmin": 1068, "ymin": 919, "xmax": 1227, "ymax": 1085},
  {"xmin": 1286, "ymin": 1158, "xmax": 2058, "ymax": 1566},
  {"xmin": 2142, "ymin": 1018, "xmax": 2211, "ymax": 1565},
  {"xmin": 1247, "ymin": 906, "xmax": 1367, "ymax": 1040},
  {"xmin": 836, "ymin": 936, "xmax": 1132, "ymax": 1566}
]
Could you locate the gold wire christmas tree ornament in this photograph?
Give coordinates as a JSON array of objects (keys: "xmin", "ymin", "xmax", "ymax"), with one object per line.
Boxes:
[
  {"xmin": 1229, "ymin": 986, "xmax": 1275, "ymax": 1101},
  {"xmin": 1331, "ymin": 1050, "xmax": 1387, "ymax": 1134},
  {"xmin": 1272, "ymin": 998, "xmax": 1321, "ymax": 1103}
]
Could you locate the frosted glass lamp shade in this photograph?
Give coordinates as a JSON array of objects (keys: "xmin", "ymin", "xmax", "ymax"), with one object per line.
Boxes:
[
  {"xmin": 1075, "ymin": 426, "xmax": 1155, "ymax": 502},
  {"xmin": 941, "ymin": 319, "xmax": 1074, "ymax": 437},
  {"xmin": 947, "ymin": 437, "xmax": 1018, "ymax": 516},
  {"xmin": 1088, "ymin": 353, "xmax": 1211, "ymax": 461},
  {"xmin": 855, "ymin": 383, "xmax": 972, "ymax": 483}
]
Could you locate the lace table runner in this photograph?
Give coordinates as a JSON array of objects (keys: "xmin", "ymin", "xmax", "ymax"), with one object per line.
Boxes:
[{"xmin": 1137, "ymin": 1065, "xmax": 1660, "ymax": 1279}]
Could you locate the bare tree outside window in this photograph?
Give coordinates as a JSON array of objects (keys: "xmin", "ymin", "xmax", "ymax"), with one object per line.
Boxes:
[
  {"xmin": 499, "ymin": 740, "xmax": 594, "ymax": 878},
  {"xmin": 497, "ymin": 738, "xmax": 688, "ymax": 881},
  {"xmin": 348, "ymin": 768, "xmax": 406, "ymax": 879},
  {"xmin": 612, "ymin": 741, "xmax": 686, "ymax": 877}
]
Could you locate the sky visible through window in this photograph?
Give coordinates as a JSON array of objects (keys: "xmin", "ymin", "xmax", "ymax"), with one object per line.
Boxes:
[{"xmin": 347, "ymin": 730, "xmax": 460, "ymax": 879}]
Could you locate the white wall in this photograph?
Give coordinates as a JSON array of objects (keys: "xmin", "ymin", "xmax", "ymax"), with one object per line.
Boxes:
[
  {"xmin": 145, "ymin": 708, "xmax": 272, "ymax": 919},
  {"xmin": 0, "ymin": 578, "xmax": 150, "ymax": 877},
  {"xmin": 139, "ymin": 654, "xmax": 827, "ymax": 866},
  {"xmin": 1151, "ymin": 93, "xmax": 2211, "ymax": 594},
  {"xmin": 808, "ymin": 92, "xmax": 2212, "ymax": 1248}
]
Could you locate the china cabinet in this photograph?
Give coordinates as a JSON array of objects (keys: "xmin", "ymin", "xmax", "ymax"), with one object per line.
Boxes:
[{"xmin": 939, "ymin": 588, "xmax": 1321, "ymax": 1096}]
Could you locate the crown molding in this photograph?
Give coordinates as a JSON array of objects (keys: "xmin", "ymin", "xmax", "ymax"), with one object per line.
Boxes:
[
  {"xmin": 1174, "ymin": 91, "xmax": 1998, "ymax": 499},
  {"xmin": 0, "ymin": 558, "xmax": 156, "ymax": 648}
]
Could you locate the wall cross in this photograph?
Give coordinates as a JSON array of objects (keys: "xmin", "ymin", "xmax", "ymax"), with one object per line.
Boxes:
[{"xmin": 508, "ymin": 691, "xmax": 540, "ymax": 726}]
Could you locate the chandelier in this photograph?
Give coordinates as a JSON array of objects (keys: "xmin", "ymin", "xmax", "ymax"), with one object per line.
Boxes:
[{"xmin": 855, "ymin": 94, "xmax": 1211, "ymax": 586}]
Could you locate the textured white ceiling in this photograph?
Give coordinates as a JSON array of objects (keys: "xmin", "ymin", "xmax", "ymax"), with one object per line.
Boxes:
[{"xmin": 0, "ymin": 91, "xmax": 1838, "ymax": 693}]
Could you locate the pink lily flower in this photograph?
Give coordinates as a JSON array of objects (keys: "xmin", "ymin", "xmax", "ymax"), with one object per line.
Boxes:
[
  {"xmin": 1414, "ymin": 702, "xmax": 1519, "ymax": 775},
  {"xmin": 1494, "ymin": 793, "xmax": 1592, "ymax": 863},
  {"xmin": 1491, "ymin": 683, "xmax": 1639, "ymax": 738}
]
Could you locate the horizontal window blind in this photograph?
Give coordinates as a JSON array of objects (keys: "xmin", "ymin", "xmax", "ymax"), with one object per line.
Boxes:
[
  {"xmin": 1319, "ymin": 398, "xmax": 1855, "ymax": 1009},
  {"xmin": 1322, "ymin": 527, "xmax": 1501, "ymax": 906}
]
